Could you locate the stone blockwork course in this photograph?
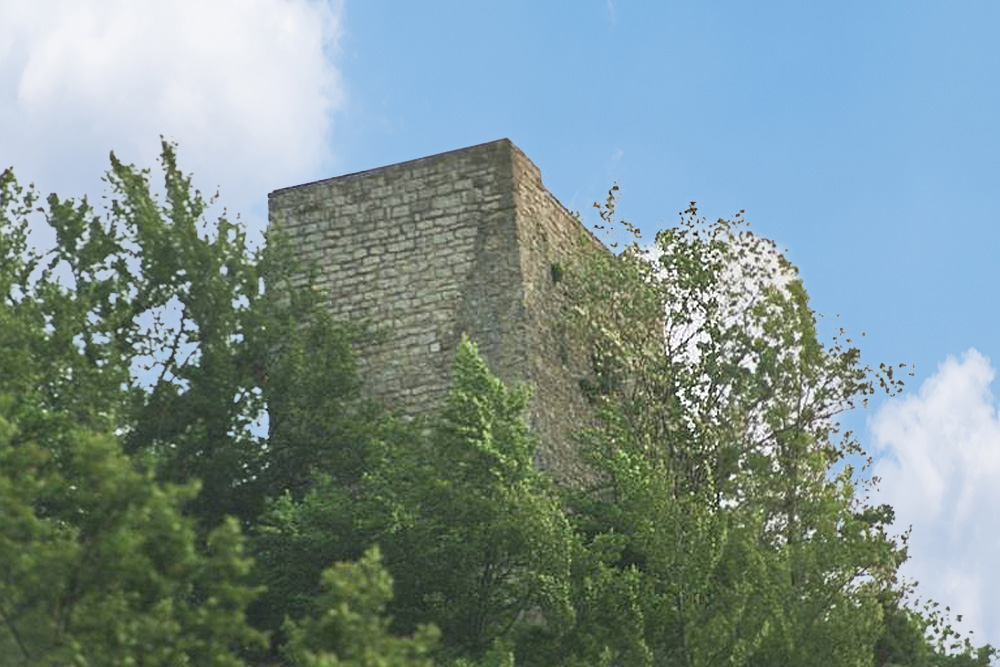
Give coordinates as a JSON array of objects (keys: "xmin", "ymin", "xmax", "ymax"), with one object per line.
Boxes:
[{"xmin": 268, "ymin": 139, "xmax": 604, "ymax": 484}]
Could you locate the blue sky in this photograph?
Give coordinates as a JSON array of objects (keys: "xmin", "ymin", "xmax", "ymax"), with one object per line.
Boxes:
[{"xmin": 2, "ymin": 0, "xmax": 998, "ymax": 650}]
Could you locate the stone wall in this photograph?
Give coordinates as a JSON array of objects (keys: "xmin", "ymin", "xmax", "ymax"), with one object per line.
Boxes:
[{"xmin": 267, "ymin": 139, "xmax": 604, "ymax": 484}]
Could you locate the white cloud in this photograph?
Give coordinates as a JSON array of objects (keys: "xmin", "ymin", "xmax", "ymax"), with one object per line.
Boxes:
[
  {"xmin": 608, "ymin": 147, "xmax": 624, "ymax": 171},
  {"xmin": 0, "ymin": 0, "xmax": 344, "ymax": 244},
  {"xmin": 871, "ymin": 348, "xmax": 1000, "ymax": 650}
]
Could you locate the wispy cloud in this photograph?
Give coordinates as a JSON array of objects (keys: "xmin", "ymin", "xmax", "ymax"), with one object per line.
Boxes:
[
  {"xmin": 605, "ymin": 0, "xmax": 616, "ymax": 27},
  {"xmin": 871, "ymin": 349, "xmax": 1000, "ymax": 649},
  {"xmin": 0, "ymin": 0, "xmax": 344, "ymax": 240},
  {"xmin": 609, "ymin": 147, "xmax": 624, "ymax": 171}
]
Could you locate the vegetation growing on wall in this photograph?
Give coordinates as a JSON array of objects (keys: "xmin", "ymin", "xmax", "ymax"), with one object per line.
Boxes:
[{"xmin": 0, "ymin": 143, "xmax": 995, "ymax": 665}]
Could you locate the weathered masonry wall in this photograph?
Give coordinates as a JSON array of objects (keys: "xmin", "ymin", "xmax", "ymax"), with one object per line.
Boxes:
[{"xmin": 267, "ymin": 139, "xmax": 603, "ymax": 484}]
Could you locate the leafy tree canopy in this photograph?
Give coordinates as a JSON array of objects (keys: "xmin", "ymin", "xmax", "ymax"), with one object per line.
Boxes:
[{"xmin": 0, "ymin": 148, "xmax": 994, "ymax": 666}]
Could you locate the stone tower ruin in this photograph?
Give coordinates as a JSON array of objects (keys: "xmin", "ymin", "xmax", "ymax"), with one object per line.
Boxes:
[{"xmin": 267, "ymin": 139, "xmax": 604, "ymax": 484}]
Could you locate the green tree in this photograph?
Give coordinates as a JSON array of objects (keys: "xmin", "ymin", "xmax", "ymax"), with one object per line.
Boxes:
[
  {"xmin": 283, "ymin": 547, "xmax": 440, "ymax": 667},
  {"xmin": 6, "ymin": 141, "xmax": 995, "ymax": 666},
  {"xmin": 0, "ymin": 157, "xmax": 278, "ymax": 664},
  {"xmin": 254, "ymin": 337, "xmax": 577, "ymax": 664},
  {"xmin": 370, "ymin": 337, "xmax": 575, "ymax": 658},
  {"xmin": 249, "ymin": 467, "xmax": 380, "ymax": 657},
  {"xmin": 1, "ymin": 140, "xmax": 374, "ymax": 536},
  {"xmin": 0, "ymin": 385, "xmax": 266, "ymax": 665},
  {"xmin": 562, "ymin": 398, "xmax": 777, "ymax": 666},
  {"xmin": 559, "ymin": 190, "xmax": 970, "ymax": 665},
  {"xmin": 875, "ymin": 587, "xmax": 998, "ymax": 667},
  {"xmin": 0, "ymin": 143, "xmax": 377, "ymax": 663}
]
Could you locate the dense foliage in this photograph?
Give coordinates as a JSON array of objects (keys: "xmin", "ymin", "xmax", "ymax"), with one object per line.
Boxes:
[{"xmin": 0, "ymin": 145, "xmax": 994, "ymax": 665}]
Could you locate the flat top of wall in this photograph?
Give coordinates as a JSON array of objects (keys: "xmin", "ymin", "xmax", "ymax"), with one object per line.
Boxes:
[
  {"xmin": 268, "ymin": 138, "xmax": 542, "ymax": 198},
  {"xmin": 267, "ymin": 137, "xmax": 608, "ymax": 254}
]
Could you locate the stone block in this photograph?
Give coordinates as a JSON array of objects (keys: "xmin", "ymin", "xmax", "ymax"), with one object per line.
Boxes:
[{"xmin": 268, "ymin": 139, "xmax": 607, "ymax": 486}]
